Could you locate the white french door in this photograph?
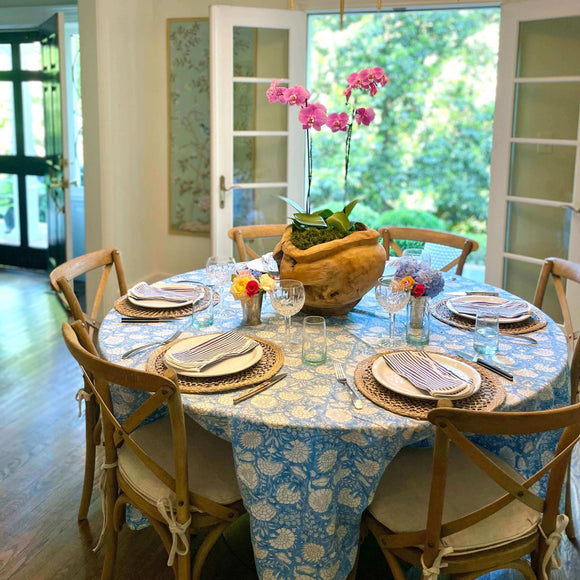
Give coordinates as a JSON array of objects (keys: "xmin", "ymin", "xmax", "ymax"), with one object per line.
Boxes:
[
  {"xmin": 487, "ymin": 0, "xmax": 580, "ymax": 323},
  {"xmin": 210, "ymin": 5, "xmax": 307, "ymax": 258}
]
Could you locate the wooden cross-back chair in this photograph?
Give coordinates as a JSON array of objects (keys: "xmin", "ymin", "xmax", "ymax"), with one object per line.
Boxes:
[
  {"xmin": 49, "ymin": 247, "xmax": 128, "ymax": 343},
  {"xmin": 62, "ymin": 321, "xmax": 244, "ymax": 580},
  {"xmin": 534, "ymin": 257, "xmax": 580, "ymax": 395},
  {"xmin": 533, "ymin": 256, "xmax": 580, "ymax": 540},
  {"xmin": 378, "ymin": 226, "xmax": 479, "ymax": 275},
  {"xmin": 363, "ymin": 402, "xmax": 580, "ymax": 580},
  {"xmin": 227, "ymin": 224, "xmax": 287, "ymax": 261},
  {"xmin": 49, "ymin": 247, "xmax": 128, "ymax": 521}
]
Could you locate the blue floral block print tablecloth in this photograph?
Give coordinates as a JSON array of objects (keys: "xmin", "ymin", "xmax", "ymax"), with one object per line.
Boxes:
[{"xmin": 98, "ymin": 271, "xmax": 570, "ymax": 580}]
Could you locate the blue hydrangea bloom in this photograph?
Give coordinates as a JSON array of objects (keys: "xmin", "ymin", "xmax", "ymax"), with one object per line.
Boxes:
[{"xmin": 394, "ymin": 258, "xmax": 445, "ymax": 297}]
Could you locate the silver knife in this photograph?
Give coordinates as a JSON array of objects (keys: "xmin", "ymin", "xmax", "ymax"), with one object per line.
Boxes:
[
  {"xmin": 450, "ymin": 350, "xmax": 514, "ymax": 382},
  {"xmin": 233, "ymin": 373, "xmax": 287, "ymax": 404}
]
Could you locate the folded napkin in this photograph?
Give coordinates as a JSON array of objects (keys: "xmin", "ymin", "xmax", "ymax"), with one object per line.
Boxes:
[
  {"xmin": 165, "ymin": 331, "xmax": 259, "ymax": 372},
  {"xmin": 129, "ymin": 281, "xmax": 198, "ymax": 303},
  {"xmin": 383, "ymin": 351, "xmax": 470, "ymax": 397},
  {"xmin": 449, "ymin": 298, "xmax": 530, "ymax": 319}
]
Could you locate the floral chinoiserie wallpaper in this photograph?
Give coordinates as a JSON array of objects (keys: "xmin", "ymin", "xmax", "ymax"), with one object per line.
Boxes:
[{"xmin": 167, "ymin": 19, "xmax": 255, "ymax": 235}]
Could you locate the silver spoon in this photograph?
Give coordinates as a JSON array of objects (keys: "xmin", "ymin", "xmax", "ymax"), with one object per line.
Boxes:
[{"xmin": 121, "ymin": 329, "xmax": 182, "ymax": 359}]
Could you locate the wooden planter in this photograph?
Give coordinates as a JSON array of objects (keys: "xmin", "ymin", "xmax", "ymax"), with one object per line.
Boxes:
[{"xmin": 273, "ymin": 227, "xmax": 386, "ymax": 316}]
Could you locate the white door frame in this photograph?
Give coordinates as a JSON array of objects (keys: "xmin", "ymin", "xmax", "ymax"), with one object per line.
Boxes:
[
  {"xmin": 486, "ymin": 0, "xmax": 580, "ymax": 289},
  {"xmin": 210, "ymin": 5, "xmax": 307, "ymax": 257}
]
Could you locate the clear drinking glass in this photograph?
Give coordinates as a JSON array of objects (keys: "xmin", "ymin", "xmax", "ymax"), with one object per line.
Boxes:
[
  {"xmin": 473, "ymin": 307, "xmax": 500, "ymax": 357},
  {"xmin": 205, "ymin": 256, "xmax": 236, "ymax": 318},
  {"xmin": 302, "ymin": 316, "xmax": 327, "ymax": 365},
  {"xmin": 402, "ymin": 247, "xmax": 431, "ymax": 267},
  {"xmin": 270, "ymin": 279, "xmax": 305, "ymax": 347},
  {"xmin": 375, "ymin": 275, "xmax": 411, "ymax": 348},
  {"xmin": 191, "ymin": 284, "xmax": 214, "ymax": 330}
]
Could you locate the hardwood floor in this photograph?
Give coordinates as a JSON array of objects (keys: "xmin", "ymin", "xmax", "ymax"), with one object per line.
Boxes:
[{"xmin": 1, "ymin": 266, "xmax": 579, "ymax": 580}]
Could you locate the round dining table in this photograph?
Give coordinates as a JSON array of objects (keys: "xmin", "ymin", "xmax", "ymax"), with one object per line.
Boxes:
[{"xmin": 98, "ymin": 270, "xmax": 570, "ymax": 580}]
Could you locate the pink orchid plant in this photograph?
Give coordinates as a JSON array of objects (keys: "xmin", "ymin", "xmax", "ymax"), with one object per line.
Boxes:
[{"xmin": 267, "ymin": 67, "xmax": 389, "ymax": 213}]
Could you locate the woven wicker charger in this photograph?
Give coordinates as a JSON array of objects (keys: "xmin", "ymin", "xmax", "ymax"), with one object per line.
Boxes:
[
  {"xmin": 114, "ymin": 286, "xmax": 219, "ymax": 319},
  {"xmin": 146, "ymin": 335, "xmax": 284, "ymax": 394},
  {"xmin": 354, "ymin": 353, "xmax": 506, "ymax": 421},
  {"xmin": 430, "ymin": 297, "xmax": 547, "ymax": 335}
]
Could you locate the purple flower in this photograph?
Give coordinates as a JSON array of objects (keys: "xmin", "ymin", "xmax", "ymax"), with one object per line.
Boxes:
[
  {"xmin": 281, "ymin": 85, "xmax": 310, "ymax": 107},
  {"xmin": 355, "ymin": 107, "xmax": 375, "ymax": 126},
  {"xmin": 326, "ymin": 112, "xmax": 349, "ymax": 132},
  {"xmin": 394, "ymin": 258, "xmax": 445, "ymax": 298},
  {"xmin": 298, "ymin": 103, "xmax": 328, "ymax": 131},
  {"xmin": 266, "ymin": 79, "xmax": 287, "ymax": 103}
]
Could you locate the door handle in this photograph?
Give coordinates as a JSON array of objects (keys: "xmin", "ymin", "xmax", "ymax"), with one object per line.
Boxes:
[{"xmin": 219, "ymin": 175, "xmax": 233, "ymax": 209}]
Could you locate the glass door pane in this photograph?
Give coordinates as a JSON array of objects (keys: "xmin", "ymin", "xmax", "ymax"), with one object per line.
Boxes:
[
  {"xmin": 0, "ymin": 82, "xmax": 16, "ymax": 155},
  {"xmin": 0, "ymin": 174, "xmax": 20, "ymax": 246},
  {"xmin": 26, "ymin": 175, "xmax": 47, "ymax": 249}
]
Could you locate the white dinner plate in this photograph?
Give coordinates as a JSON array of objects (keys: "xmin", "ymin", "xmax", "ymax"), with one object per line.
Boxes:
[
  {"xmin": 446, "ymin": 295, "xmax": 531, "ymax": 324},
  {"xmin": 127, "ymin": 282, "xmax": 203, "ymax": 310},
  {"xmin": 371, "ymin": 352, "xmax": 481, "ymax": 401},
  {"xmin": 164, "ymin": 333, "xmax": 263, "ymax": 378}
]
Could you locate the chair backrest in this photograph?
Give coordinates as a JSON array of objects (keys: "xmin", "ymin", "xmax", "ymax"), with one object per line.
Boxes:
[
  {"xmin": 533, "ymin": 257, "xmax": 580, "ymax": 401},
  {"xmin": 378, "ymin": 226, "xmax": 479, "ymax": 275},
  {"xmin": 50, "ymin": 248, "xmax": 128, "ymax": 339},
  {"xmin": 62, "ymin": 321, "xmax": 233, "ymax": 521},
  {"xmin": 417, "ymin": 403, "xmax": 580, "ymax": 570},
  {"xmin": 227, "ymin": 224, "xmax": 287, "ymax": 261}
]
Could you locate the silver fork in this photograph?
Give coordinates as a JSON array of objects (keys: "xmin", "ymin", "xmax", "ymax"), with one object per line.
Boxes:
[
  {"xmin": 121, "ymin": 329, "xmax": 182, "ymax": 359},
  {"xmin": 333, "ymin": 361, "xmax": 363, "ymax": 409}
]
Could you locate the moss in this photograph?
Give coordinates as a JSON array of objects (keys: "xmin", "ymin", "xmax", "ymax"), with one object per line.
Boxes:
[{"xmin": 290, "ymin": 226, "xmax": 351, "ymax": 250}]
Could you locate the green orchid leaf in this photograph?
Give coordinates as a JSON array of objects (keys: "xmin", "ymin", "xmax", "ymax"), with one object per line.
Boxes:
[
  {"xmin": 313, "ymin": 208, "xmax": 333, "ymax": 219},
  {"xmin": 326, "ymin": 212, "xmax": 350, "ymax": 233},
  {"xmin": 293, "ymin": 213, "xmax": 327, "ymax": 228},
  {"xmin": 278, "ymin": 195, "xmax": 305, "ymax": 214},
  {"xmin": 343, "ymin": 198, "xmax": 360, "ymax": 218}
]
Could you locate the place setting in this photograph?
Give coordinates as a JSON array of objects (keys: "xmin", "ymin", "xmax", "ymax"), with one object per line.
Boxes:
[
  {"xmin": 146, "ymin": 329, "xmax": 284, "ymax": 395},
  {"xmin": 114, "ymin": 280, "xmax": 214, "ymax": 320},
  {"xmin": 430, "ymin": 292, "xmax": 548, "ymax": 335},
  {"xmin": 353, "ymin": 348, "xmax": 507, "ymax": 420}
]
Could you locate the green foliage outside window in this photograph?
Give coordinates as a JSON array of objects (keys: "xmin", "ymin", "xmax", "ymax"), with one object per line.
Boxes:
[{"xmin": 308, "ymin": 8, "xmax": 500, "ymax": 265}]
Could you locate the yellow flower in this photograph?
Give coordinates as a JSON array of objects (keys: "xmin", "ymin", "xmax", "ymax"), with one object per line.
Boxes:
[
  {"xmin": 259, "ymin": 274, "xmax": 276, "ymax": 293},
  {"xmin": 398, "ymin": 276, "xmax": 415, "ymax": 290},
  {"xmin": 230, "ymin": 277, "xmax": 250, "ymax": 301}
]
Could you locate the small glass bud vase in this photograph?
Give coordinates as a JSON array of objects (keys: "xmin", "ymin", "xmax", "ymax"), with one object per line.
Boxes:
[
  {"xmin": 241, "ymin": 293, "xmax": 263, "ymax": 326},
  {"xmin": 406, "ymin": 295, "xmax": 430, "ymax": 346}
]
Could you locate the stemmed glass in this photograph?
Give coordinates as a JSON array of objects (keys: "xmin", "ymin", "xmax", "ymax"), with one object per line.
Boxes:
[
  {"xmin": 270, "ymin": 279, "xmax": 305, "ymax": 347},
  {"xmin": 375, "ymin": 275, "xmax": 411, "ymax": 348},
  {"xmin": 205, "ymin": 256, "xmax": 236, "ymax": 318}
]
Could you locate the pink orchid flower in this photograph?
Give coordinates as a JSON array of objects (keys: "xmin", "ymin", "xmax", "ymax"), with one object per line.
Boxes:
[
  {"xmin": 298, "ymin": 103, "xmax": 328, "ymax": 131},
  {"xmin": 266, "ymin": 79, "xmax": 287, "ymax": 103},
  {"xmin": 355, "ymin": 107, "xmax": 375, "ymax": 126},
  {"xmin": 344, "ymin": 72, "xmax": 362, "ymax": 102},
  {"xmin": 326, "ymin": 112, "xmax": 349, "ymax": 132},
  {"xmin": 281, "ymin": 85, "xmax": 311, "ymax": 107}
]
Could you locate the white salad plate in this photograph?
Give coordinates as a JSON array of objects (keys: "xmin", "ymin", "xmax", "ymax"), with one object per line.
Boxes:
[
  {"xmin": 164, "ymin": 333, "xmax": 263, "ymax": 378},
  {"xmin": 371, "ymin": 352, "xmax": 481, "ymax": 401},
  {"xmin": 127, "ymin": 283, "xmax": 203, "ymax": 310},
  {"xmin": 446, "ymin": 295, "xmax": 531, "ymax": 324}
]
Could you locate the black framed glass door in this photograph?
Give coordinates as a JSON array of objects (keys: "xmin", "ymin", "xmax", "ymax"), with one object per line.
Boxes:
[{"xmin": 0, "ymin": 29, "xmax": 50, "ymax": 269}]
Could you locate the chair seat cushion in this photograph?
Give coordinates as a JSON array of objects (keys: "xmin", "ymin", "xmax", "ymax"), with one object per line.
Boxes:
[
  {"xmin": 118, "ymin": 415, "xmax": 241, "ymax": 508},
  {"xmin": 368, "ymin": 445, "xmax": 540, "ymax": 554}
]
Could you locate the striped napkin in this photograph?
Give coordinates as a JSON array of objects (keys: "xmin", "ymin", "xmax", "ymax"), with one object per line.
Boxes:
[
  {"xmin": 165, "ymin": 331, "xmax": 259, "ymax": 372},
  {"xmin": 383, "ymin": 351, "xmax": 470, "ymax": 397},
  {"xmin": 449, "ymin": 298, "xmax": 530, "ymax": 319},
  {"xmin": 128, "ymin": 282, "xmax": 199, "ymax": 304}
]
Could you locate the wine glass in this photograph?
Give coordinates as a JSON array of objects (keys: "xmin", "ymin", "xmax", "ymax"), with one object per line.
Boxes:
[
  {"xmin": 205, "ymin": 256, "xmax": 236, "ymax": 318},
  {"xmin": 270, "ymin": 279, "xmax": 305, "ymax": 347},
  {"xmin": 375, "ymin": 275, "xmax": 411, "ymax": 348},
  {"xmin": 402, "ymin": 247, "xmax": 431, "ymax": 267}
]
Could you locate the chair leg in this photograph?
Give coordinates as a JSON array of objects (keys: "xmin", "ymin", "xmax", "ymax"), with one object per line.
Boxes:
[
  {"xmin": 78, "ymin": 397, "xmax": 99, "ymax": 521},
  {"xmin": 565, "ymin": 463, "xmax": 577, "ymax": 540},
  {"xmin": 192, "ymin": 522, "xmax": 229, "ymax": 580},
  {"xmin": 101, "ymin": 477, "xmax": 119, "ymax": 580}
]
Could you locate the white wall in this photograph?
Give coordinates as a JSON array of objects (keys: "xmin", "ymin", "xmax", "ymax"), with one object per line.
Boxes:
[{"xmin": 78, "ymin": 0, "xmax": 288, "ymax": 308}]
